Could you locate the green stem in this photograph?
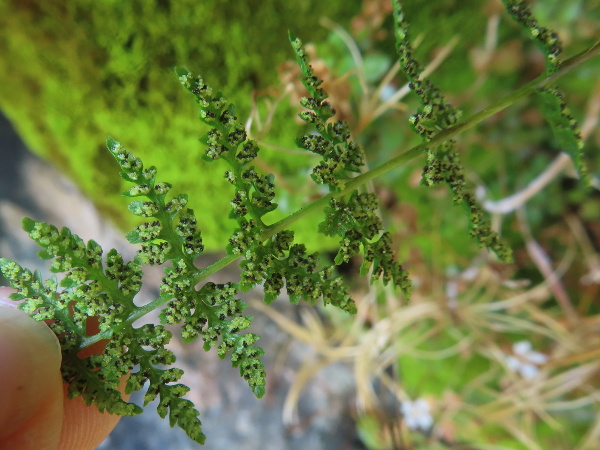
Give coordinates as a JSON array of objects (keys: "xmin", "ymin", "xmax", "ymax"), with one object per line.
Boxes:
[{"xmin": 81, "ymin": 40, "xmax": 599, "ymax": 349}]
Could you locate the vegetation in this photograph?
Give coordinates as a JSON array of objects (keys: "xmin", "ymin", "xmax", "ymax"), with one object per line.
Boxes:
[{"xmin": 1, "ymin": 0, "xmax": 599, "ymax": 447}]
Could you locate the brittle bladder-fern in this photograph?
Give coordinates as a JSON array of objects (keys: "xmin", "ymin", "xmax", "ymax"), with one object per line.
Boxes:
[{"xmin": 1, "ymin": 0, "xmax": 598, "ymax": 445}]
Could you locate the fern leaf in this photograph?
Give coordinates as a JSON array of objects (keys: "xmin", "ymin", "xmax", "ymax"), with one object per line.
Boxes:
[{"xmin": 392, "ymin": 0, "xmax": 512, "ymax": 262}]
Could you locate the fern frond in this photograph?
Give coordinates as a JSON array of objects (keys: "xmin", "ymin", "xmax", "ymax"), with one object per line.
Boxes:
[
  {"xmin": 1, "ymin": 213, "xmax": 207, "ymax": 443},
  {"xmin": 289, "ymin": 31, "xmax": 365, "ymax": 192},
  {"xmin": 537, "ymin": 87, "xmax": 588, "ymax": 184},
  {"xmin": 108, "ymin": 137, "xmax": 268, "ymax": 402},
  {"xmin": 178, "ymin": 66, "xmax": 360, "ymax": 311},
  {"xmin": 501, "ymin": 0, "xmax": 562, "ymax": 74},
  {"xmin": 392, "ymin": 0, "xmax": 512, "ymax": 263},
  {"xmin": 500, "ymin": 1, "xmax": 589, "ymax": 185},
  {"xmin": 1, "ymin": 2, "xmax": 596, "ymax": 446},
  {"xmin": 290, "ymin": 32, "xmax": 412, "ymax": 298}
]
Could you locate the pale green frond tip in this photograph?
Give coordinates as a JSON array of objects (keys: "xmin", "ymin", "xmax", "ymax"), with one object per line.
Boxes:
[
  {"xmin": 21, "ymin": 216, "xmax": 36, "ymax": 231},
  {"xmin": 253, "ymin": 385, "xmax": 266, "ymax": 398},
  {"xmin": 174, "ymin": 66, "xmax": 190, "ymax": 78},
  {"xmin": 106, "ymin": 136, "xmax": 120, "ymax": 150}
]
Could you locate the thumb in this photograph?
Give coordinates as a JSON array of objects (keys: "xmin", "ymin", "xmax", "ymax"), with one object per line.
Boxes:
[{"xmin": 0, "ymin": 298, "xmax": 64, "ymax": 449}]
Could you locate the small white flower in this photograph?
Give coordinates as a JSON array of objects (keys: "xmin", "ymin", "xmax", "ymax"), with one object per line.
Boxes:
[
  {"xmin": 505, "ymin": 340, "xmax": 548, "ymax": 379},
  {"xmin": 401, "ymin": 398, "xmax": 433, "ymax": 431}
]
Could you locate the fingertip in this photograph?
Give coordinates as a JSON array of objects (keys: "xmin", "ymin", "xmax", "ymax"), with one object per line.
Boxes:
[
  {"xmin": 59, "ymin": 386, "xmax": 125, "ymax": 450},
  {"xmin": 0, "ymin": 306, "xmax": 64, "ymax": 449},
  {"xmin": 58, "ymin": 316, "xmax": 128, "ymax": 450}
]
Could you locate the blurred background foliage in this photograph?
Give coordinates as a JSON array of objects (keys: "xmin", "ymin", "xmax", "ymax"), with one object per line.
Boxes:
[{"xmin": 1, "ymin": 0, "xmax": 600, "ymax": 448}]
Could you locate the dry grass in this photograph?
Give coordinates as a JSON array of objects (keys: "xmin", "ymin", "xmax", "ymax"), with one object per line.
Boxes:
[{"xmin": 253, "ymin": 231, "xmax": 599, "ymax": 447}]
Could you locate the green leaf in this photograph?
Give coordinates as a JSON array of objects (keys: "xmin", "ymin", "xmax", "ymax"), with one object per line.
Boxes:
[{"xmin": 537, "ymin": 87, "xmax": 589, "ymax": 184}]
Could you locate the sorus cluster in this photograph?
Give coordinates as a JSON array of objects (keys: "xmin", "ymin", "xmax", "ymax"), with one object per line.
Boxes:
[{"xmin": 228, "ymin": 218, "xmax": 262, "ymax": 255}]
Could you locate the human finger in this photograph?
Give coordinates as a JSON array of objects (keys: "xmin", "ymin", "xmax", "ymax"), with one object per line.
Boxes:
[{"xmin": 0, "ymin": 290, "xmax": 64, "ymax": 449}]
